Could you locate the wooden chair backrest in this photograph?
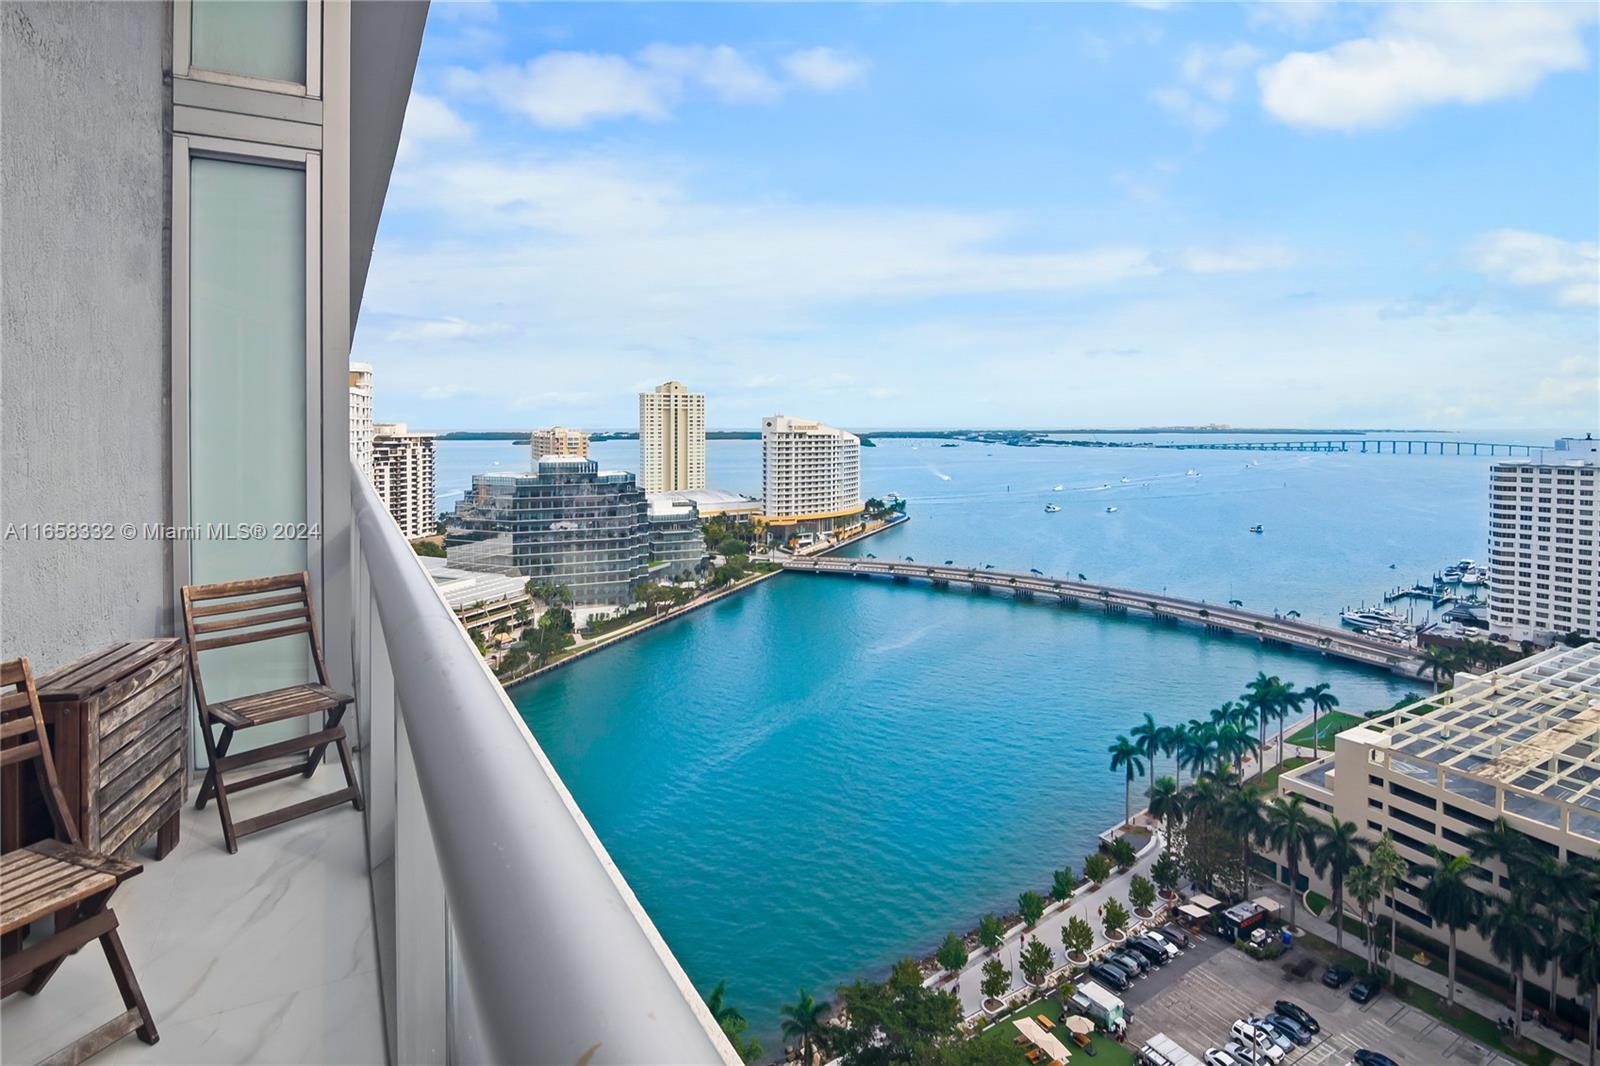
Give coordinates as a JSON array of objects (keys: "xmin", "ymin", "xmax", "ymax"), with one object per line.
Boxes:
[
  {"xmin": 179, "ymin": 572, "xmax": 330, "ymax": 712},
  {"xmin": 0, "ymin": 657, "xmax": 80, "ymax": 845}
]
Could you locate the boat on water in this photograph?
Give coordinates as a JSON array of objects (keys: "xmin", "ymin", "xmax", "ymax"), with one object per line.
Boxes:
[
  {"xmin": 1248, "ymin": 525, "xmax": 1264, "ymax": 534},
  {"xmin": 1186, "ymin": 469, "xmax": 1200, "ymax": 478},
  {"xmin": 1340, "ymin": 606, "xmax": 1409, "ymax": 633},
  {"xmin": 1105, "ymin": 506, "xmax": 1118, "ymax": 513},
  {"xmin": 1120, "ymin": 476, "xmax": 1130, "ymax": 483},
  {"xmin": 1053, "ymin": 484, "xmax": 1064, "ymax": 491},
  {"xmin": 1044, "ymin": 503, "xmax": 1061, "ymax": 513}
]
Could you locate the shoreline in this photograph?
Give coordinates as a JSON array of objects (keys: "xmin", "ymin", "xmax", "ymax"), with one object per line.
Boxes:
[{"xmin": 501, "ymin": 512, "xmax": 910, "ymax": 691}]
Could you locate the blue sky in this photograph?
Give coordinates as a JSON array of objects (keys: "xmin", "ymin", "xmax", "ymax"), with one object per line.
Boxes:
[{"xmin": 355, "ymin": 1, "xmax": 1600, "ymax": 431}]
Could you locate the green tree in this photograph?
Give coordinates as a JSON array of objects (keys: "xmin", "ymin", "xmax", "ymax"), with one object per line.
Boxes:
[
  {"xmin": 1479, "ymin": 889, "xmax": 1548, "ymax": 1042},
  {"xmin": 936, "ymin": 932, "xmax": 968, "ymax": 978},
  {"xmin": 780, "ymin": 988, "xmax": 830, "ymax": 1066},
  {"xmin": 1263, "ymin": 794, "xmax": 1320, "ymax": 931},
  {"xmin": 832, "ymin": 961, "xmax": 960, "ymax": 1066},
  {"xmin": 1535, "ymin": 855, "xmax": 1594, "ymax": 1025},
  {"xmin": 1418, "ymin": 643, "xmax": 1460, "ymax": 691},
  {"xmin": 1110, "ymin": 837, "xmax": 1137, "ymax": 871},
  {"xmin": 977, "ymin": 913, "xmax": 1004, "ymax": 952},
  {"xmin": 1223, "ymin": 788, "xmax": 1266, "ymax": 899},
  {"xmin": 411, "ymin": 538, "xmax": 446, "ymax": 558},
  {"xmin": 706, "ymin": 981, "xmax": 762, "ymax": 1063},
  {"xmin": 1367, "ymin": 833, "xmax": 1407, "ymax": 979},
  {"xmin": 1061, "ymin": 916, "xmax": 1094, "ymax": 960},
  {"xmin": 1151, "ymin": 850, "xmax": 1181, "ymax": 902},
  {"xmin": 1130, "ymin": 712, "xmax": 1165, "ymax": 783},
  {"xmin": 1129, "ymin": 874, "xmax": 1157, "ymax": 914},
  {"xmin": 980, "ymin": 956, "xmax": 1010, "ymax": 1001},
  {"xmin": 1420, "ymin": 850, "xmax": 1486, "ymax": 1007},
  {"xmin": 1084, "ymin": 852, "xmax": 1112, "ymax": 887},
  {"xmin": 1147, "ymin": 775, "xmax": 1182, "ymax": 843},
  {"xmin": 1051, "ymin": 867, "xmax": 1076, "ymax": 901},
  {"xmin": 1312, "ymin": 817, "xmax": 1367, "ymax": 951},
  {"xmin": 1301, "ymin": 682, "xmax": 1339, "ymax": 754},
  {"xmin": 1019, "ymin": 936, "xmax": 1055, "ymax": 987},
  {"xmin": 1018, "ymin": 890, "xmax": 1046, "ymax": 928},
  {"xmin": 1558, "ymin": 901, "xmax": 1600, "ymax": 1066},
  {"xmin": 1102, "ymin": 898, "xmax": 1130, "ymax": 938},
  {"xmin": 1107, "ymin": 734, "xmax": 1146, "ymax": 828},
  {"xmin": 1347, "ymin": 863, "xmax": 1382, "ymax": 973}
]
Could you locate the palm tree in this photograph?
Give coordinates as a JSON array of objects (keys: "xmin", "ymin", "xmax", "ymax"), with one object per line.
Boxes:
[
  {"xmin": 1242, "ymin": 674, "xmax": 1279, "ymax": 778},
  {"xmin": 1420, "ymin": 850, "xmax": 1485, "ymax": 1007},
  {"xmin": 706, "ymin": 980, "xmax": 743, "ymax": 1029},
  {"xmin": 780, "ymin": 988, "xmax": 830, "ymax": 1066},
  {"xmin": 1264, "ymin": 795, "xmax": 1320, "ymax": 931},
  {"xmin": 1224, "ymin": 789, "xmax": 1267, "ymax": 898},
  {"xmin": 1107, "ymin": 734, "xmax": 1145, "ymax": 829},
  {"xmin": 1418, "ymin": 644, "xmax": 1459, "ymax": 691},
  {"xmin": 1216, "ymin": 720, "xmax": 1259, "ymax": 776},
  {"xmin": 1347, "ymin": 864, "xmax": 1382, "ymax": 973},
  {"xmin": 1301, "ymin": 682, "xmax": 1338, "ymax": 756},
  {"xmin": 1181, "ymin": 720, "xmax": 1217, "ymax": 780},
  {"xmin": 1559, "ymin": 901, "xmax": 1600, "ymax": 1066},
  {"xmin": 1468, "ymin": 816, "xmax": 1536, "ymax": 877},
  {"xmin": 1367, "ymin": 833, "xmax": 1408, "ymax": 979},
  {"xmin": 1480, "ymin": 890, "xmax": 1548, "ymax": 1041},
  {"xmin": 1130, "ymin": 713, "xmax": 1164, "ymax": 783},
  {"xmin": 1274, "ymin": 684, "xmax": 1305, "ymax": 767},
  {"xmin": 1167, "ymin": 722, "xmax": 1191, "ymax": 787},
  {"xmin": 1312, "ymin": 817, "xmax": 1367, "ymax": 950},
  {"xmin": 1147, "ymin": 775, "xmax": 1182, "ymax": 843},
  {"xmin": 1535, "ymin": 856, "xmax": 1593, "ymax": 1019}
]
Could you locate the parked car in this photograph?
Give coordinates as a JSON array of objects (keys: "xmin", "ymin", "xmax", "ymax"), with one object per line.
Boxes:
[
  {"xmin": 1321, "ymin": 964, "xmax": 1354, "ymax": 989},
  {"xmin": 1263, "ymin": 1012, "xmax": 1312, "ymax": 1046},
  {"xmin": 1097, "ymin": 956, "xmax": 1136, "ymax": 985},
  {"xmin": 1229, "ymin": 1020, "xmax": 1286, "ymax": 1064},
  {"xmin": 1204, "ymin": 1049, "xmax": 1240, "ymax": 1066},
  {"xmin": 1111, "ymin": 950, "xmax": 1150, "ymax": 976},
  {"xmin": 1087, "ymin": 962, "xmax": 1129, "ymax": 992},
  {"xmin": 1128, "ymin": 936, "xmax": 1171, "ymax": 966},
  {"xmin": 1351, "ymin": 1051, "xmax": 1397, "ymax": 1066},
  {"xmin": 1248, "ymin": 1016, "xmax": 1295, "ymax": 1053},
  {"xmin": 1157, "ymin": 924, "xmax": 1191, "ymax": 948},
  {"xmin": 1137, "ymin": 932, "xmax": 1180, "ymax": 961},
  {"xmin": 1349, "ymin": 974, "xmax": 1382, "ymax": 1004},
  {"xmin": 1273, "ymin": 999, "xmax": 1320, "ymax": 1035},
  {"xmin": 1223, "ymin": 1040, "xmax": 1265, "ymax": 1066}
]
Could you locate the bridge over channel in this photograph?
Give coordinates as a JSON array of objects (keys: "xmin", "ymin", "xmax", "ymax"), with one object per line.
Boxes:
[
  {"xmin": 1138, "ymin": 438, "xmax": 1537, "ymax": 455},
  {"xmin": 782, "ymin": 557, "xmax": 1426, "ymax": 678}
]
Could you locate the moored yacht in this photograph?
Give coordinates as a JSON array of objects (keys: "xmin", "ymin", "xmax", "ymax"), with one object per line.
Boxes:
[
  {"xmin": 1340, "ymin": 606, "xmax": 1408, "ymax": 633},
  {"xmin": 1044, "ymin": 503, "xmax": 1061, "ymax": 513}
]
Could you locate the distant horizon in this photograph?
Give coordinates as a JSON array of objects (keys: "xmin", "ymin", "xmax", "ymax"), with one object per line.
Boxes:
[{"xmin": 420, "ymin": 424, "xmax": 1587, "ymax": 437}]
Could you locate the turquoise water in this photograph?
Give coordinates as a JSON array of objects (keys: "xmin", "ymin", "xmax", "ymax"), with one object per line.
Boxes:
[{"xmin": 438, "ymin": 431, "xmax": 1558, "ymax": 1042}]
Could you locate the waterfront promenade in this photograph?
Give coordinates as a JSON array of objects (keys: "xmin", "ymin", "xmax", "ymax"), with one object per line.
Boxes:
[{"xmin": 783, "ymin": 558, "xmax": 1426, "ymax": 676}]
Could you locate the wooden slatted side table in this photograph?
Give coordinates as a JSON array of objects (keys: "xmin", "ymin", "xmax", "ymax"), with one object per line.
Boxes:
[{"xmin": 34, "ymin": 640, "xmax": 188, "ymax": 859}]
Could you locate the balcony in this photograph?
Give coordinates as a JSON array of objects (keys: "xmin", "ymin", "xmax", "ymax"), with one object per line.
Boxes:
[{"xmin": 1, "ymin": 470, "xmax": 735, "ymax": 1065}]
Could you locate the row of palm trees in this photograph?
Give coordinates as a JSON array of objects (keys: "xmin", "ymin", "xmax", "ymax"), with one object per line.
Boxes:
[
  {"xmin": 1416, "ymin": 637, "xmax": 1525, "ymax": 690},
  {"xmin": 1107, "ymin": 673, "xmax": 1341, "ymax": 827}
]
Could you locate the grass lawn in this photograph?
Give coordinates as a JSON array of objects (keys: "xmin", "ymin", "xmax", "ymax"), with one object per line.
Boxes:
[
  {"xmin": 970, "ymin": 996, "xmax": 1136, "ymax": 1066},
  {"xmin": 1286, "ymin": 711, "xmax": 1365, "ymax": 751},
  {"xmin": 1259, "ymin": 757, "xmax": 1311, "ymax": 791},
  {"xmin": 1304, "ymin": 890, "xmax": 1330, "ymax": 917}
]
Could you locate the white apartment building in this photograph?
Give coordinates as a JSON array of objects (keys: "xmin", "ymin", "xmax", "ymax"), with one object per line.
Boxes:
[
  {"xmin": 530, "ymin": 425, "xmax": 589, "ymax": 462},
  {"xmin": 1278, "ymin": 643, "xmax": 1600, "ymax": 1004},
  {"xmin": 373, "ymin": 422, "xmax": 436, "ymax": 540},
  {"xmin": 760, "ymin": 415, "xmax": 864, "ymax": 527},
  {"xmin": 349, "ymin": 362, "xmax": 374, "ymax": 481},
  {"xmin": 1488, "ymin": 447, "xmax": 1598, "ymax": 644},
  {"xmin": 639, "ymin": 381, "xmax": 706, "ymax": 493}
]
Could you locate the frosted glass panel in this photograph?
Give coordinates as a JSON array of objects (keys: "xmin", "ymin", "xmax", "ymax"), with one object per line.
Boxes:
[
  {"xmin": 191, "ymin": 0, "xmax": 307, "ymax": 85},
  {"xmin": 189, "ymin": 157, "xmax": 309, "ymax": 711}
]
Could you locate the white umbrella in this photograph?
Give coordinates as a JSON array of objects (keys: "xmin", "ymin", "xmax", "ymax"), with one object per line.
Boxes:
[{"xmin": 1060, "ymin": 1014, "xmax": 1094, "ymax": 1036}]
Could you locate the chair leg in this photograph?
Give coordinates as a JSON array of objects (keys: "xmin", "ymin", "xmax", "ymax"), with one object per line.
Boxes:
[
  {"xmin": 100, "ymin": 926, "xmax": 159, "ymax": 1045},
  {"xmin": 303, "ymin": 705, "xmax": 343, "ymax": 778},
  {"xmin": 196, "ymin": 726, "xmax": 234, "ymax": 810},
  {"xmin": 334, "ymin": 733, "xmax": 364, "ymax": 812}
]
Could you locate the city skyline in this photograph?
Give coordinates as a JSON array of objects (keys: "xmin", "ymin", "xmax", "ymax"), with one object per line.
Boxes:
[{"xmin": 357, "ymin": 1, "xmax": 1597, "ymax": 432}]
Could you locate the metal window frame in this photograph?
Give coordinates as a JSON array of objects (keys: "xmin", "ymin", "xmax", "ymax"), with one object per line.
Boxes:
[
  {"xmin": 174, "ymin": 0, "xmax": 323, "ymax": 99},
  {"xmin": 170, "ymin": 135, "xmax": 325, "ymax": 659}
]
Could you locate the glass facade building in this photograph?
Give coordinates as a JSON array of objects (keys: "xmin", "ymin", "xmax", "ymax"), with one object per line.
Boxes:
[
  {"xmin": 451, "ymin": 458, "xmax": 649, "ymax": 606},
  {"xmin": 647, "ymin": 497, "xmax": 708, "ymax": 581}
]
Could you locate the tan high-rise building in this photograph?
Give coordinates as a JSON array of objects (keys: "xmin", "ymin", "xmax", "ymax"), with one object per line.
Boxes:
[
  {"xmin": 349, "ymin": 362, "xmax": 374, "ymax": 481},
  {"xmin": 373, "ymin": 422, "xmax": 436, "ymax": 540},
  {"xmin": 530, "ymin": 426, "xmax": 589, "ymax": 463},
  {"xmin": 638, "ymin": 381, "xmax": 706, "ymax": 494}
]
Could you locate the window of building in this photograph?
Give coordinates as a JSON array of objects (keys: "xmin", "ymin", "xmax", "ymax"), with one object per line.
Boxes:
[{"xmin": 190, "ymin": 0, "xmax": 310, "ymax": 87}]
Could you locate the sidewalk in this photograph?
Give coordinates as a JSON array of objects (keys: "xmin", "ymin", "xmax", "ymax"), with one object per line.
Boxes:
[{"xmin": 1259, "ymin": 883, "xmax": 1584, "ymax": 1065}]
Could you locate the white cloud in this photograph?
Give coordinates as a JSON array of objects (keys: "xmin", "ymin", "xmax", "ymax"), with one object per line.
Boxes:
[
  {"xmin": 1175, "ymin": 244, "xmax": 1297, "ymax": 274},
  {"xmin": 782, "ymin": 47, "xmax": 869, "ymax": 92},
  {"xmin": 396, "ymin": 92, "xmax": 473, "ymax": 161},
  {"xmin": 1248, "ymin": 2, "xmax": 1333, "ymax": 36},
  {"xmin": 1153, "ymin": 42, "xmax": 1261, "ymax": 131},
  {"xmin": 1469, "ymin": 229, "xmax": 1599, "ymax": 307},
  {"xmin": 385, "ymin": 317, "xmax": 508, "ymax": 343},
  {"xmin": 1258, "ymin": 3, "xmax": 1598, "ymax": 131},
  {"xmin": 447, "ymin": 42, "xmax": 867, "ymax": 129}
]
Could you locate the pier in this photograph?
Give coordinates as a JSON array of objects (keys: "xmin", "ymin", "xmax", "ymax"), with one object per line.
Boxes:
[
  {"xmin": 782, "ymin": 558, "xmax": 1427, "ymax": 677},
  {"xmin": 1140, "ymin": 438, "xmax": 1538, "ymax": 455}
]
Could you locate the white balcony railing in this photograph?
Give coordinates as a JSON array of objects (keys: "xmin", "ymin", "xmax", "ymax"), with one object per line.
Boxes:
[{"xmin": 350, "ymin": 467, "xmax": 736, "ymax": 1064}]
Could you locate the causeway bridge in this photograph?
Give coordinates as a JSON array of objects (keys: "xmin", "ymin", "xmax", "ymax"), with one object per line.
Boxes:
[
  {"xmin": 1139, "ymin": 438, "xmax": 1537, "ymax": 456},
  {"xmin": 782, "ymin": 557, "xmax": 1427, "ymax": 677}
]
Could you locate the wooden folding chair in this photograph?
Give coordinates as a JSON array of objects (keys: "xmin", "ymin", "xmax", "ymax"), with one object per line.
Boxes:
[
  {"xmin": 180, "ymin": 572, "xmax": 362, "ymax": 854},
  {"xmin": 1, "ymin": 657, "xmax": 158, "ymax": 1063}
]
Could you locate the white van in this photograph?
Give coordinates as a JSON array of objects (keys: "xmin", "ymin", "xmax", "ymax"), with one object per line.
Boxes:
[{"xmin": 1229, "ymin": 1021, "xmax": 1285, "ymax": 1064}]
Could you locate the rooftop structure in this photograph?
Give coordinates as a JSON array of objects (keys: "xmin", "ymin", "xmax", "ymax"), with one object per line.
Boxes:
[
  {"xmin": 530, "ymin": 425, "xmax": 589, "ymax": 462},
  {"xmin": 649, "ymin": 488, "xmax": 762, "ymax": 518}
]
